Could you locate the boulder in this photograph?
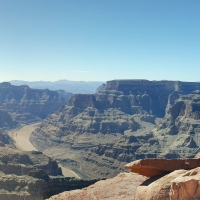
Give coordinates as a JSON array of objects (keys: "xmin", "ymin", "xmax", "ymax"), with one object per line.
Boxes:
[
  {"xmin": 170, "ymin": 167, "xmax": 200, "ymax": 200},
  {"xmin": 135, "ymin": 170, "xmax": 187, "ymax": 200},
  {"xmin": 124, "ymin": 158, "xmax": 200, "ymax": 177}
]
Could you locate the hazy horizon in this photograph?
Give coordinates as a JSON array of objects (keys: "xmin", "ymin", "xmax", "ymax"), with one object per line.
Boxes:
[{"xmin": 1, "ymin": 1, "xmax": 200, "ymax": 82}]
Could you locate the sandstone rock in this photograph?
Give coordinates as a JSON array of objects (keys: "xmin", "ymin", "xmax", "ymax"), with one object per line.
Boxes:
[
  {"xmin": 135, "ymin": 170, "xmax": 187, "ymax": 200},
  {"xmin": 170, "ymin": 167, "xmax": 200, "ymax": 200},
  {"xmin": 124, "ymin": 158, "xmax": 200, "ymax": 177},
  {"xmin": 46, "ymin": 173, "xmax": 147, "ymax": 200}
]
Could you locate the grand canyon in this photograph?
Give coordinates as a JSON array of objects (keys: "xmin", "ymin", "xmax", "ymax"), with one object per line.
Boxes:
[{"xmin": 0, "ymin": 80, "xmax": 200, "ymax": 199}]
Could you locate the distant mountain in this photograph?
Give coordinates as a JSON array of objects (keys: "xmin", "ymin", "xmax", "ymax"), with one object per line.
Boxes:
[{"xmin": 9, "ymin": 80, "xmax": 104, "ymax": 94}]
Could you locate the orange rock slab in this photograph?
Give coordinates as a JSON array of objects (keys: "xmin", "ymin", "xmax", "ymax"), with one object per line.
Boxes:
[{"xmin": 125, "ymin": 158, "xmax": 200, "ymax": 177}]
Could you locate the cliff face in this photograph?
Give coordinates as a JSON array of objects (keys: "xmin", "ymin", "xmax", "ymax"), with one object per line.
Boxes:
[
  {"xmin": 0, "ymin": 146, "xmax": 99, "ymax": 200},
  {"xmin": 0, "ymin": 109, "xmax": 16, "ymax": 128},
  {"xmin": 136, "ymin": 92, "xmax": 200, "ymax": 159},
  {"xmin": 30, "ymin": 80, "xmax": 200, "ymax": 178},
  {"xmin": 0, "ymin": 147, "xmax": 62, "ymax": 176},
  {"xmin": 0, "ymin": 82, "xmax": 66, "ymax": 125}
]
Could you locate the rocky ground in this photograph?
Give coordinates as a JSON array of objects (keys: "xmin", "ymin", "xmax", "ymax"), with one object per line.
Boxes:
[{"xmin": 47, "ymin": 172, "xmax": 147, "ymax": 200}]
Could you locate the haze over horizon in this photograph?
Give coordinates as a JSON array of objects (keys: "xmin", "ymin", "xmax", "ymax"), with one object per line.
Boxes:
[{"xmin": 1, "ymin": 0, "xmax": 200, "ymax": 82}]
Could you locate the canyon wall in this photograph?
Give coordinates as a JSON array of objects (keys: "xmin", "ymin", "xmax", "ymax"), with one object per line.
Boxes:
[
  {"xmin": 0, "ymin": 82, "xmax": 67, "ymax": 126},
  {"xmin": 30, "ymin": 80, "xmax": 200, "ymax": 178}
]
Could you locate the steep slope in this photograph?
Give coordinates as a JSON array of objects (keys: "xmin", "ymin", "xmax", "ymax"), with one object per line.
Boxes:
[
  {"xmin": 137, "ymin": 91, "xmax": 200, "ymax": 159},
  {"xmin": 30, "ymin": 80, "xmax": 200, "ymax": 178},
  {"xmin": 0, "ymin": 109, "xmax": 16, "ymax": 128}
]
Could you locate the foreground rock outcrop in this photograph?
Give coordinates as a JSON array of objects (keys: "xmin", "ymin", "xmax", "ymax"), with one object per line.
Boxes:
[
  {"xmin": 170, "ymin": 167, "xmax": 200, "ymax": 200},
  {"xmin": 130, "ymin": 157, "xmax": 200, "ymax": 200},
  {"xmin": 135, "ymin": 170, "xmax": 187, "ymax": 200},
  {"xmin": 47, "ymin": 156, "xmax": 200, "ymax": 200},
  {"xmin": 47, "ymin": 173, "xmax": 146, "ymax": 200},
  {"xmin": 125, "ymin": 158, "xmax": 200, "ymax": 177},
  {"xmin": 30, "ymin": 80, "xmax": 200, "ymax": 178}
]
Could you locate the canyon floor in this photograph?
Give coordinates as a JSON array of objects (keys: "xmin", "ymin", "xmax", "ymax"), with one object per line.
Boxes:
[{"xmin": 8, "ymin": 123, "xmax": 80, "ymax": 178}]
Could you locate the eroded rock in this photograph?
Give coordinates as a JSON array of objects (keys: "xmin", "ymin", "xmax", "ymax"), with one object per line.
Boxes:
[
  {"xmin": 124, "ymin": 158, "xmax": 200, "ymax": 177},
  {"xmin": 135, "ymin": 170, "xmax": 187, "ymax": 200},
  {"xmin": 170, "ymin": 167, "xmax": 200, "ymax": 200}
]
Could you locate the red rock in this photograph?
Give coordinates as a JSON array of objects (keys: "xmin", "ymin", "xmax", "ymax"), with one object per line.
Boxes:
[
  {"xmin": 124, "ymin": 158, "xmax": 200, "ymax": 177},
  {"xmin": 135, "ymin": 170, "xmax": 187, "ymax": 200},
  {"xmin": 170, "ymin": 167, "xmax": 200, "ymax": 200},
  {"xmin": 47, "ymin": 173, "xmax": 147, "ymax": 200}
]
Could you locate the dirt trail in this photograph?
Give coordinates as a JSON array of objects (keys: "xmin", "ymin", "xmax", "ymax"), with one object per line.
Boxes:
[{"xmin": 8, "ymin": 123, "xmax": 80, "ymax": 178}]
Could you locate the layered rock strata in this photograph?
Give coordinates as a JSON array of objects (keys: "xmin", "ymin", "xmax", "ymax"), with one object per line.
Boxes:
[
  {"xmin": 0, "ymin": 147, "xmax": 62, "ymax": 176},
  {"xmin": 0, "ymin": 146, "xmax": 98, "ymax": 200},
  {"xmin": 137, "ymin": 92, "xmax": 200, "ymax": 159},
  {"xmin": 30, "ymin": 80, "xmax": 200, "ymax": 178},
  {"xmin": 0, "ymin": 82, "xmax": 66, "ymax": 126}
]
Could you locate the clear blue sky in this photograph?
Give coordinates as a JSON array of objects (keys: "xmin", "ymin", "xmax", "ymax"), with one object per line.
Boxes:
[{"xmin": 1, "ymin": 0, "xmax": 200, "ymax": 82}]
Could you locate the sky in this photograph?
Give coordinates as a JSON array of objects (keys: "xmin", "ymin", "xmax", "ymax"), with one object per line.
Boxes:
[{"xmin": 1, "ymin": 0, "xmax": 200, "ymax": 82}]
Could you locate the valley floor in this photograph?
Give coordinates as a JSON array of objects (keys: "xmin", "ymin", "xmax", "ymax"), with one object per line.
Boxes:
[{"xmin": 8, "ymin": 123, "xmax": 80, "ymax": 178}]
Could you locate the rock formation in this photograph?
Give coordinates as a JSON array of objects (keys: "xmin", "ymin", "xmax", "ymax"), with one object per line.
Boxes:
[
  {"xmin": 55, "ymin": 90, "xmax": 73, "ymax": 101},
  {"xmin": 0, "ymin": 146, "xmax": 99, "ymax": 200},
  {"xmin": 124, "ymin": 158, "xmax": 200, "ymax": 177},
  {"xmin": 170, "ymin": 167, "xmax": 200, "ymax": 200},
  {"xmin": 0, "ymin": 147, "xmax": 62, "ymax": 176},
  {"xmin": 0, "ymin": 109, "xmax": 16, "ymax": 128},
  {"xmin": 0, "ymin": 82, "xmax": 66, "ymax": 126},
  {"xmin": 30, "ymin": 80, "xmax": 200, "ymax": 179},
  {"xmin": 126, "ymin": 157, "xmax": 200, "ymax": 200},
  {"xmin": 46, "ymin": 156, "xmax": 200, "ymax": 200},
  {"xmin": 136, "ymin": 92, "xmax": 200, "ymax": 159},
  {"xmin": 134, "ymin": 170, "xmax": 187, "ymax": 200}
]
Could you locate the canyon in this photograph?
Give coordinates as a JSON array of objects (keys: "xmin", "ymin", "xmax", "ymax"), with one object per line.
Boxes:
[
  {"xmin": 0, "ymin": 82, "xmax": 100, "ymax": 199},
  {"xmin": 2, "ymin": 79, "xmax": 200, "ymax": 199},
  {"xmin": 30, "ymin": 80, "xmax": 200, "ymax": 179}
]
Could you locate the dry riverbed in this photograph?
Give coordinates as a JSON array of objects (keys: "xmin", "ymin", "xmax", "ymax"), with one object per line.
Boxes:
[{"xmin": 8, "ymin": 123, "xmax": 80, "ymax": 178}]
